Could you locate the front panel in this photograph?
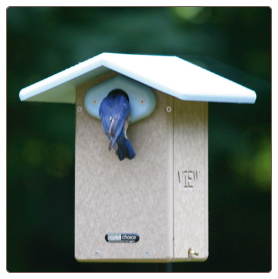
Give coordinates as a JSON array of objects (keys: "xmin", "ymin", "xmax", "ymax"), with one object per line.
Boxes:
[{"xmin": 75, "ymin": 76, "xmax": 174, "ymax": 262}]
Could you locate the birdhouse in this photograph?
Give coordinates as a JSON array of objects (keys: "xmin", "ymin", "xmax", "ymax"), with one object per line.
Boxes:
[{"xmin": 19, "ymin": 53, "xmax": 256, "ymax": 262}]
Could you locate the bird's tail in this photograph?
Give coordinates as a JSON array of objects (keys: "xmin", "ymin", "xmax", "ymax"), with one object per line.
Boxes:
[{"xmin": 116, "ymin": 133, "xmax": 136, "ymax": 161}]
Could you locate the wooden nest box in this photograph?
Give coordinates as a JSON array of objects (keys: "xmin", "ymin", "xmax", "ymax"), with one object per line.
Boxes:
[{"xmin": 19, "ymin": 53, "xmax": 256, "ymax": 262}]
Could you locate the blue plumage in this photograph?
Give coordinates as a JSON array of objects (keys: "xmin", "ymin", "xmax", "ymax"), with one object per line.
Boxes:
[{"xmin": 99, "ymin": 89, "xmax": 135, "ymax": 161}]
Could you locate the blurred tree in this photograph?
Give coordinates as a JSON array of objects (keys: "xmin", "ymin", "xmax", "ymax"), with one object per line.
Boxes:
[{"xmin": 7, "ymin": 7, "xmax": 271, "ymax": 272}]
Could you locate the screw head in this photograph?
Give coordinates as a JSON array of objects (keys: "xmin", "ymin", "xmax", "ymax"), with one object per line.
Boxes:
[
  {"xmin": 166, "ymin": 106, "xmax": 172, "ymax": 113},
  {"xmin": 92, "ymin": 99, "xmax": 98, "ymax": 105},
  {"xmin": 77, "ymin": 106, "xmax": 83, "ymax": 112},
  {"xmin": 95, "ymin": 251, "xmax": 100, "ymax": 256},
  {"xmin": 140, "ymin": 99, "xmax": 145, "ymax": 105},
  {"xmin": 145, "ymin": 251, "xmax": 150, "ymax": 257}
]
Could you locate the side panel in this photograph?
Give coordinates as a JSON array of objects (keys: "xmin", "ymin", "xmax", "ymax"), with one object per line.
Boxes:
[
  {"xmin": 173, "ymin": 101, "xmax": 208, "ymax": 261},
  {"xmin": 75, "ymin": 75, "xmax": 173, "ymax": 262}
]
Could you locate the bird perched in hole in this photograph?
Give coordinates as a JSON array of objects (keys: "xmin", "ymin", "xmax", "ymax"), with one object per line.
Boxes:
[{"xmin": 99, "ymin": 89, "xmax": 136, "ymax": 161}]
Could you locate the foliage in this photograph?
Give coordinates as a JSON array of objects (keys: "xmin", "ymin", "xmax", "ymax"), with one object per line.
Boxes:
[{"xmin": 7, "ymin": 7, "xmax": 271, "ymax": 272}]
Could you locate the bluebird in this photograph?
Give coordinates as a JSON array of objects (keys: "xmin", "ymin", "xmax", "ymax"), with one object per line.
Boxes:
[{"xmin": 99, "ymin": 89, "xmax": 135, "ymax": 161}]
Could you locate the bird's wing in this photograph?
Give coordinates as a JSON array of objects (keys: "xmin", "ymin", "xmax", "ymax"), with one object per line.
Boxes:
[
  {"xmin": 99, "ymin": 94, "xmax": 130, "ymax": 139},
  {"xmin": 108, "ymin": 95, "xmax": 130, "ymax": 138},
  {"xmin": 99, "ymin": 98, "xmax": 111, "ymax": 137}
]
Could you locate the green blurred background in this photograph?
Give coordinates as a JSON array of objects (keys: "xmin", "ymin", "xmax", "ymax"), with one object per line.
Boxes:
[{"xmin": 7, "ymin": 7, "xmax": 271, "ymax": 272}]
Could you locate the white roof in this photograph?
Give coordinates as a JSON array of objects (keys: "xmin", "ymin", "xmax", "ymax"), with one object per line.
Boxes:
[{"xmin": 19, "ymin": 52, "xmax": 256, "ymax": 104}]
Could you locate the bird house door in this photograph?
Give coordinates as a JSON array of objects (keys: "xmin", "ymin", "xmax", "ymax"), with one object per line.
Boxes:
[{"xmin": 74, "ymin": 73, "xmax": 208, "ymax": 262}]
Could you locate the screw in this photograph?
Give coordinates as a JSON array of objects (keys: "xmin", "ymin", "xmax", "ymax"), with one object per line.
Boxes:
[
  {"xmin": 145, "ymin": 251, "xmax": 150, "ymax": 257},
  {"xmin": 140, "ymin": 99, "xmax": 145, "ymax": 104},
  {"xmin": 92, "ymin": 99, "xmax": 98, "ymax": 105},
  {"xmin": 95, "ymin": 251, "xmax": 100, "ymax": 257},
  {"xmin": 77, "ymin": 106, "xmax": 83, "ymax": 112},
  {"xmin": 166, "ymin": 106, "xmax": 172, "ymax": 113},
  {"xmin": 188, "ymin": 248, "xmax": 199, "ymax": 257}
]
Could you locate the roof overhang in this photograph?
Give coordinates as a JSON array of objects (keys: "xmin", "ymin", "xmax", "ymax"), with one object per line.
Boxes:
[{"xmin": 19, "ymin": 52, "xmax": 257, "ymax": 104}]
